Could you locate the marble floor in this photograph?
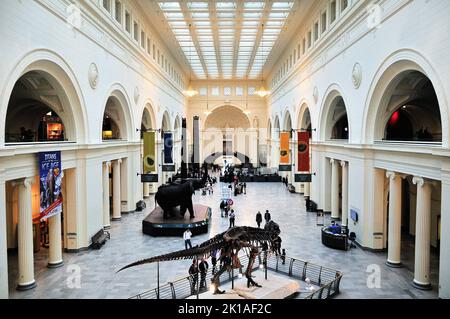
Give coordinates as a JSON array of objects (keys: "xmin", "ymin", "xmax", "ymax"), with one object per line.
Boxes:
[{"xmin": 7, "ymin": 180, "xmax": 439, "ymax": 299}]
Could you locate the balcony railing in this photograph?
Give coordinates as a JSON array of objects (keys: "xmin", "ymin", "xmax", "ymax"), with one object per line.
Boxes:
[{"xmin": 129, "ymin": 253, "xmax": 343, "ymax": 300}]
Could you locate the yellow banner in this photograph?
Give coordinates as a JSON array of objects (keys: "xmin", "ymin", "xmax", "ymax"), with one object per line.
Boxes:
[
  {"xmin": 280, "ymin": 132, "xmax": 290, "ymax": 164},
  {"xmin": 143, "ymin": 131, "xmax": 156, "ymax": 173}
]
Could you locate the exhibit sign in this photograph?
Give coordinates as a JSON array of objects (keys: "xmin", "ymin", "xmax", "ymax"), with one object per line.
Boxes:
[
  {"xmin": 141, "ymin": 174, "xmax": 158, "ymax": 183},
  {"xmin": 297, "ymin": 131, "xmax": 310, "ymax": 172},
  {"xmin": 35, "ymin": 151, "xmax": 63, "ymax": 221},
  {"xmin": 295, "ymin": 173, "xmax": 312, "ymax": 183},
  {"xmin": 143, "ymin": 131, "xmax": 156, "ymax": 173},
  {"xmin": 279, "ymin": 131, "xmax": 290, "ymax": 164},
  {"xmin": 163, "ymin": 132, "xmax": 174, "ymax": 164}
]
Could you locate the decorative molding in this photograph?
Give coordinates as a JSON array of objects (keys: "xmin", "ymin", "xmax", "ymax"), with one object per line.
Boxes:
[
  {"xmin": 88, "ymin": 63, "xmax": 99, "ymax": 89},
  {"xmin": 313, "ymin": 86, "xmax": 319, "ymax": 104},
  {"xmin": 352, "ymin": 62, "xmax": 362, "ymax": 89},
  {"xmin": 134, "ymin": 86, "xmax": 140, "ymax": 105}
]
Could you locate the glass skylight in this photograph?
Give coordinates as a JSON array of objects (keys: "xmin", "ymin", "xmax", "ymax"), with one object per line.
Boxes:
[{"xmin": 158, "ymin": 1, "xmax": 295, "ymax": 79}]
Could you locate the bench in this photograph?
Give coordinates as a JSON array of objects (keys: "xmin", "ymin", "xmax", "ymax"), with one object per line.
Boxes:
[{"xmin": 91, "ymin": 229, "xmax": 110, "ymax": 250}]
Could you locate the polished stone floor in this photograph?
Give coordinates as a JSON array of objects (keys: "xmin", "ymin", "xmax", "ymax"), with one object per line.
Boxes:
[{"xmin": 8, "ymin": 179, "xmax": 439, "ymax": 299}]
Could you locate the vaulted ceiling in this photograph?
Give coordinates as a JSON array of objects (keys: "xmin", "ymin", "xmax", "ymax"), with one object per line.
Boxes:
[{"xmin": 140, "ymin": 0, "xmax": 313, "ymax": 81}]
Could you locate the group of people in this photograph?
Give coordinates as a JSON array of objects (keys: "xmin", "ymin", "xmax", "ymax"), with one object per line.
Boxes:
[{"xmin": 188, "ymin": 248, "xmax": 237, "ymax": 293}]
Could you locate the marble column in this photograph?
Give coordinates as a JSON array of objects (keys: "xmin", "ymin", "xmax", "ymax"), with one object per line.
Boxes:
[
  {"xmin": 112, "ymin": 159, "xmax": 122, "ymax": 221},
  {"xmin": 340, "ymin": 161, "xmax": 348, "ymax": 227},
  {"xmin": 16, "ymin": 178, "xmax": 36, "ymax": 290},
  {"xmin": 330, "ymin": 159, "xmax": 340, "ymax": 220},
  {"xmin": 47, "ymin": 213, "xmax": 63, "ymax": 268},
  {"xmin": 103, "ymin": 162, "xmax": 111, "ymax": 228},
  {"xmin": 143, "ymin": 182, "xmax": 150, "ymax": 198},
  {"xmin": 386, "ymin": 171, "xmax": 402, "ymax": 268},
  {"xmin": 412, "ymin": 176, "xmax": 432, "ymax": 290},
  {"xmin": 0, "ymin": 176, "xmax": 9, "ymax": 298},
  {"xmin": 304, "ymin": 182, "xmax": 310, "ymax": 198}
]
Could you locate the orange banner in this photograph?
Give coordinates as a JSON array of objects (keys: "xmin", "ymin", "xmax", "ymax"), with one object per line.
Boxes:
[{"xmin": 280, "ymin": 132, "xmax": 290, "ymax": 164}]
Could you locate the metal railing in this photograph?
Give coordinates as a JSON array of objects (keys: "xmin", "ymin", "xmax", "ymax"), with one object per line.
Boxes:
[{"xmin": 130, "ymin": 253, "xmax": 343, "ymax": 299}]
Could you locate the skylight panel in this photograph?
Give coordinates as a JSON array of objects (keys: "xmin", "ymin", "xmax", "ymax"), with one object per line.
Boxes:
[
  {"xmin": 217, "ymin": 21, "xmax": 234, "ymax": 26},
  {"xmin": 272, "ymin": 2, "xmax": 294, "ymax": 10},
  {"xmin": 243, "ymin": 12, "xmax": 262, "ymax": 19},
  {"xmin": 217, "ymin": 12, "xmax": 236, "ymax": 19},
  {"xmin": 164, "ymin": 12, "xmax": 184, "ymax": 19},
  {"xmin": 216, "ymin": 2, "xmax": 236, "ymax": 10},
  {"xmin": 159, "ymin": 2, "xmax": 181, "ymax": 10},
  {"xmin": 191, "ymin": 12, "xmax": 209, "ymax": 19},
  {"xmin": 187, "ymin": 2, "xmax": 208, "ymax": 10},
  {"xmin": 244, "ymin": 2, "xmax": 265, "ymax": 10}
]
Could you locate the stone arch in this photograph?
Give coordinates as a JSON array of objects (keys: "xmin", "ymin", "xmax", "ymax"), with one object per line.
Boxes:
[
  {"xmin": 283, "ymin": 110, "xmax": 293, "ymax": 136},
  {"xmin": 101, "ymin": 84, "xmax": 134, "ymax": 141},
  {"xmin": 297, "ymin": 102, "xmax": 312, "ymax": 132},
  {"xmin": 0, "ymin": 49, "xmax": 88, "ymax": 145},
  {"xmin": 140, "ymin": 100, "xmax": 157, "ymax": 131},
  {"xmin": 203, "ymin": 103, "xmax": 252, "ymax": 130},
  {"xmin": 318, "ymin": 84, "xmax": 350, "ymax": 141},
  {"xmin": 363, "ymin": 49, "xmax": 448, "ymax": 146}
]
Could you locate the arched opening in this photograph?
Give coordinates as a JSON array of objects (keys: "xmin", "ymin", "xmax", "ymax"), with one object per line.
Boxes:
[
  {"xmin": 5, "ymin": 71, "xmax": 72, "ymax": 143},
  {"xmin": 203, "ymin": 105, "xmax": 252, "ymax": 167},
  {"xmin": 381, "ymin": 71, "xmax": 442, "ymax": 142},
  {"xmin": 283, "ymin": 112, "xmax": 293, "ymax": 137},
  {"xmin": 326, "ymin": 95, "xmax": 349, "ymax": 140},
  {"xmin": 102, "ymin": 96, "xmax": 126, "ymax": 141}
]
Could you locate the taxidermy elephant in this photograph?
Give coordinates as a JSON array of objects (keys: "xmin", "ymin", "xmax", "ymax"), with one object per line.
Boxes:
[{"xmin": 155, "ymin": 168, "xmax": 208, "ymax": 219}]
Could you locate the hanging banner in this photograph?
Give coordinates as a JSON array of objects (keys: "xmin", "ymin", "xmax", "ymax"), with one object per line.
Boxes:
[
  {"xmin": 297, "ymin": 131, "xmax": 310, "ymax": 172},
  {"xmin": 35, "ymin": 151, "xmax": 63, "ymax": 221},
  {"xmin": 163, "ymin": 132, "xmax": 174, "ymax": 164},
  {"xmin": 143, "ymin": 131, "xmax": 156, "ymax": 173},
  {"xmin": 279, "ymin": 132, "xmax": 290, "ymax": 164}
]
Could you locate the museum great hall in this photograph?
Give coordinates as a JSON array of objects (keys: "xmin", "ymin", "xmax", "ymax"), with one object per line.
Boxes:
[{"xmin": 0, "ymin": 0, "xmax": 449, "ymax": 300}]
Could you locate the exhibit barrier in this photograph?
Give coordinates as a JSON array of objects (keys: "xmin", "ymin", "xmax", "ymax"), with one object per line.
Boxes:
[{"xmin": 129, "ymin": 253, "xmax": 342, "ymax": 299}]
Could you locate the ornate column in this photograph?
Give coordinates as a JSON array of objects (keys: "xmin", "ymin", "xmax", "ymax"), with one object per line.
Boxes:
[
  {"xmin": 340, "ymin": 161, "xmax": 348, "ymax": 227},
  {"xmin": 330, "ymin": 159, "xmax": 340, "ymax": 220},
  {"xmin": 16, "ymin": 178, "xmax": 36, "ymax": 290},
  {"xmin": 112, "ymin": 159, "xmax": 122, "ymax": 221},
  {"xmin": 47, "ymin": 213, "xmax": 63, "ymax": 268},
  {"xmin": 386, "ymin": 171, "xmax": 402, "ymax": 268},
  {"xmin": 412, "ymin": 176, "xmax": 432, "ymax": 290},
  {"xmin": 103, "ymin": 162, "xmax": 111, "ymax": 228}
]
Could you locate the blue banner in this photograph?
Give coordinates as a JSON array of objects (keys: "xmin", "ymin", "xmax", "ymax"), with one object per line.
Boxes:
[
  {"xmin": 35, "ymin": 151, "xmax": 62, "ymax": 221},
  {"xmin": 163, "ymin": 132, "xmax": 174, "ymax": 164}
]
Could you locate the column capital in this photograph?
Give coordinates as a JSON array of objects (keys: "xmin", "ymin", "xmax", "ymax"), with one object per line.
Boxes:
[
  {"xmin": 117, "ymin": 159, "xmax": 122, "ymax": 165},
  {"xmin": 12, "ymin": 177, "xmax": 34, "ymax": 189},
  {"xmin": 340, "ymin": 160, "xmax": 347, "ymax": 167},
  {"xmin": 413, "ymin": 176, "xmax": 436, "ymax": 188},
  {"xmin": 330, "ymin": 158, "xmax": 336, "ymax": 165},
  {"xmin": 105, "ymin": 161, "xmax": 111, "ymax": 167},
  {"xmin": 386, "ymin": 171, "xmax": 406, "ymax": 180}
]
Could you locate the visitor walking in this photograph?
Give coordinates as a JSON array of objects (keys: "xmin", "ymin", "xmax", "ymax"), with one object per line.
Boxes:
[
  {"xmin": 256, "ymin": 211, "xmax": 263, "ymax": 228},
  {"xmin": 220, "ymin": 200, "xmax": 226, "ymax": 217},
  {"xmin": 183, "ymin": 228, "xmax": 192, "ymax": 250},
  {"xmin": 199, "ymin": 257, "xmax": 209, "ymax": 289},
  {"xmin": 243, "ymin": 182, "xmax": 247, "ymax": 194},
  {"xmin": 264, "ymin": 210, "xmax": 271, "ymax": 223},
  {"xmin": 211, "ymin": 249, "xmax": 218, "ymax": 275},
  {"xmin": 189, "ymin": 259, "xmax": 199, "ymax": 293},
  {"xmin": 281, "ymin": 249, "xmax": 286, "ymax": 265},
  {"xmin": 229, "ymin": 209, "xmax": 236, "ymax": 228},
  {"xmin": 274, "ymin": 235, "xmax": 282, "ymax": 256}
]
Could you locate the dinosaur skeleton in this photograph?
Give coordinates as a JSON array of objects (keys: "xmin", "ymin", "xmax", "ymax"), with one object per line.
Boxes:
[{"xmin": 118, "ymin": 221, "xmax": 281, "ymax": 294}]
